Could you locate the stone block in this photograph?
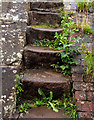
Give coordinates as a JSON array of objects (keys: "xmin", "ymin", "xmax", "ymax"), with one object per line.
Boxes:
[
  {"xmin": 78, "ymin": 112, "xmax": 93, "ymax": 119},
  {"xmin": 77, "ymin": 101, "xmax": 94, "ymax": 112},
  {"xmin": 72, "ymin": 73, "xmax": 83, "ymax": 82},
  {"xmin": 86, "ymin": 92, "xmax": 94, "ymax": 101},
  {"xmin": 75, "ymin": 91, "xmax": 86, "ymax": 101},
  {"xmin": 73, "ymin": 82, "xmax": 94, "ymax": 91}
]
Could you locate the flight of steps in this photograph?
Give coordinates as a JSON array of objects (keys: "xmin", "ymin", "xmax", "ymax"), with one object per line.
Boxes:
[{"xmin": 21, "ymin": 2, "xmax": 71, "ymax": 118}]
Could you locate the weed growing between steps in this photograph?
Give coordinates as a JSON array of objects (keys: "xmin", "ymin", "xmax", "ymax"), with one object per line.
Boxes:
[
  {"xmin": 14, "ymin": 75, "xmax": 77, "ymax": 118},
  {"xmin": 33, "ymin": 11, "xmax": 82, "ymax": 75},
  {"xmin": 18, "ymin": 88, "xmax": 77, "ymax": 118}
]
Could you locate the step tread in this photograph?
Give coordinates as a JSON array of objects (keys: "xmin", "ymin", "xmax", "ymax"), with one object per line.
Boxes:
[
  {"xmin": 29, "ymin": 11, "xmax": 61, "ymax": 15},
  {"xmin": 24, "ymin": 45, "xmax": 64, "ymax": 54},
  {"xmin": 19, "ymin": 106, "xmax": 70, "ymax": 118},
  {"xmin": 30, "ymin": 8, "xmax": 61, "ymax": 12},
  {"xmin": 22, "ymin": 68, "xmax": 70, "ymax": 83},
  {"xmin": 27, "ymin": 26, "xmax": 63, "ymax": 32}
]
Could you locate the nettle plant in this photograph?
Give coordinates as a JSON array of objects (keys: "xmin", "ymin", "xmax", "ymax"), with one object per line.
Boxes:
[{"xmin": 33, "ymin": 11, "xmax": 81, "ymax": 75}]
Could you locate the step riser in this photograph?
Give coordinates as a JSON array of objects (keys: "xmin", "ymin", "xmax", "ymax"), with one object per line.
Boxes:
[
  {"xmin": 23, "ymin": 51, "xmax": 60, "ymax": 69},
  {"xmin": 28, "ymin": 11, "xmax": 61, "ymax": 26},
  {"xmin": 26, "ymin": 27, "xmax": 63, "ymax": 44},
  {"xmin": 29, "ymin": 2, "xmax": 64, "ymax": 10},
  {"xmin": 21, "ymin": 81, "xmax": 71, "ymax": 99}
]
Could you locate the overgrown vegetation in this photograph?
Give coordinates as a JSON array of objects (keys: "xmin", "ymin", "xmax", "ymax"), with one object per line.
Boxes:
[
  {"xmin": 14, "ymin": 75, "xmax": 24, "ymax": 105},
  {"xmin": 77, "ymin": 1, "xmax": 94, "ymax": 13},
  {"xmin": 76, "ymin": 1, "xmax": 93, "ymax": 34},
  {"xmin": 17, "ymin": 87, "xmax": 77, "ymax": 118},
  {"xmin": 81, "ymin": 44, "xmax": 94, "ymax": 80},
  {"xmin": 33, "ymin": 11, "xmax": 81, "ymax": 75}
]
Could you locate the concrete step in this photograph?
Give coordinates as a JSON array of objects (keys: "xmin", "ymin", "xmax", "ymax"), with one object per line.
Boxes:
[
  {"xmin": 21, "ymin": 68, "xmax": 71, "ymax": 99},
  {"xmin": 28, "ymin": 11, "xmax": 61, "ymax": 26},
  {"xmin": 29, "ymin": 2, "xmax": 64, "ymax": 10},
  {"xmin": 18, "ymin": 106, "xmax": 70, "ymax": 118},
  {"xmin": 26, "ymin": 26, "xmax": 63, "ymax": 44},
  {"xmin": 23, "ymin": 45, "xmax": 64, "ymax": 69}
]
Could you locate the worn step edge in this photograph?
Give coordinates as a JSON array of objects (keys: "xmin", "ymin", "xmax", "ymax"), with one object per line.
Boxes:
[
  {"xmin": 29, "ymin": 11, "xmax": 61, "ymax": 15},
  {"xmin": 24, "ymin": 46, "xmax": 64, "ymax": 54},
  {"xmin": 27, "ymin": 26, "xmax": 63, "ymax": 32},
  {"xmin": 30, "ymin": 8, "xmax": 62, "ymax": 13}
]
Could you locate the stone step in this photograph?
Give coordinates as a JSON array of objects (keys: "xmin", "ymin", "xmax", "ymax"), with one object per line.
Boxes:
[
  {"xmin": 29, "ymin": 2, "xmax": 64, "ymax": 10},
  {"xmin": 21, "ymin": 68, "xmax": 71, "ymax": 99},
  {"xmin": 30, "ymin": 8, "xmax": 62, "ymax": 13},
  {"xmin": 23, "ymin": 45, "xmax": 64, "ymax": 69},
  {"xmin": 18, "ymin": 106, "xmax": 70, "ymax": 118},
  {"xmin": 26, "ymin": 26, "xmax": 63, "ymax": 44},
  {"xmin": 28, "ymin": 11, "xmax": 61, "ymax": 26}
]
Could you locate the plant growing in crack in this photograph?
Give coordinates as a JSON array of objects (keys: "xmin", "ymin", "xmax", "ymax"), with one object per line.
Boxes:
[
  {"xmin": 14, "ymin": 74, "xmax": 24, "ymax": 105},
  {"xmin": 18, "ymin": 88, "xmax": 77, "ymax": 118}
]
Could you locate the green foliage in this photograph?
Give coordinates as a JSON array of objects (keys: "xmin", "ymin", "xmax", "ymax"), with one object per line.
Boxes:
[
  {"xmin": 33, "ymin": 11, "xmax": 81, "ymax": 75},
  {"xmin": 34, "ymin": 88, "xmax": 59, "ymax": 112},
  {"xmin": 77, "ymin": 1, "xmax": 94, "ymax": 13},
  {"xmin": 61, "ymin": 94, "xmax": 77, "ymax": 118},
  {"xmin": 18, "ymin": 88, "xmax": 77, "ymax": 118},
  {"xmin": 81, "ymin": 44, "xmax": 94, "ymax": 80},
  {"xmin": 14, "ymin": 74, "xmax": 23, "ymax": 105},
  {"xmin": 19, "ymin": 103, "xmax": 33, "ymax": 113},
  {"xmin": 83, "ymin": 25, "xmax": 93, "ymax": 34}
]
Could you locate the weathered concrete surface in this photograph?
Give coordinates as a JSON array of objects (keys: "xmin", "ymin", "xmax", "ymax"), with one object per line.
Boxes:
[
  {"xmin": 21, "ymin": 68, "xmax": 71, "ymax": 99},
  {"xmin": 26, "ymin": 26, "xmax": 63, "ymax": 44}
]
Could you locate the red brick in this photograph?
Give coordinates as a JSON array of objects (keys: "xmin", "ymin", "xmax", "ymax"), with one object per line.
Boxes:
[
  {"xmin": 77, "ymin": 101, "xmax": 94, "ymax": 112},
  {"xmin": 78, "ymin": 112, "xmax": 93, "ymax": 119},
  {"xmin": 75, "ymin": 91, "xmax": 86, "ymax": 101},
  {"xmin": 72, "ymin": 73, "xmax": 83, "ymax": 82},
  {"xmin": 86, "ymin": 92, "xmax": 94, "ymax": 101},
  {"xmin": 73, "ymin": 82, "xmax": 94, "ymax": 91}
]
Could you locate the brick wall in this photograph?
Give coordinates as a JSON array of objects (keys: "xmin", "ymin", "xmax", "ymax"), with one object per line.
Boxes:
[{"xmin": 72, "ymin": 65, "xmax": 94, "ymax": 119}]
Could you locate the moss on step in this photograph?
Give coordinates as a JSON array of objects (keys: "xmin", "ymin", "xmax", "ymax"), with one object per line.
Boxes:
[{"xmin": 30, "ymin": 24, "xmax": 59, "ymax": 29}]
